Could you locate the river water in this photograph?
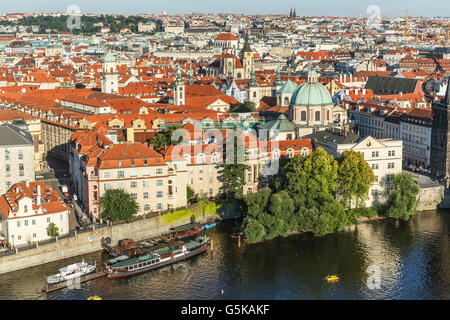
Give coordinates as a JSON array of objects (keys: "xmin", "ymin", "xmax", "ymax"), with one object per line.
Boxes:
[{"xmin": 0, "ymin": 210, "xmax": 449, "ymax": 300}]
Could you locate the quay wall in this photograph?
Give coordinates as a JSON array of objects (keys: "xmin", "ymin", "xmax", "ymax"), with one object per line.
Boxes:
[
  {"xmin": 417, "ymin": 185, "xmax": 445, "ymax": 212},
  {"xmin": 0, "ymin": 214, "xmax": 212, "ymax": 275}
]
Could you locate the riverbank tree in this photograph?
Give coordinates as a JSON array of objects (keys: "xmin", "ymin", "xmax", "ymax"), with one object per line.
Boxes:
[
  {"xmin": 384, "ymin": 173, "xmax": 420, "ymax": 220},
  {"xmin": 99, "ymin": 189, "xmax": 139, "ymax": 222},
  {"xmin": 242, "ymin": 148, "xmax": 378, "ymax": 243}
]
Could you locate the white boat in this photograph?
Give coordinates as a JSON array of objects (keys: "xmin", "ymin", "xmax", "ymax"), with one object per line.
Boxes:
[{"xmin": 47, "ymin": 260, "xmax": 96, "ymax": 284}]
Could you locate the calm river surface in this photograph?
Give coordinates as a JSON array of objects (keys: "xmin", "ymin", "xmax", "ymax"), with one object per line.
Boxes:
[{"xmin": 0, "ymin": 210, "xmax": 449, "ymax": 300}]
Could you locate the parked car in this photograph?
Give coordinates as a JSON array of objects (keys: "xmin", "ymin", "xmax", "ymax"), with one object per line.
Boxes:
[{"xmin": 60, "ymin": 185, "xmax": 69, "ymax": 197}]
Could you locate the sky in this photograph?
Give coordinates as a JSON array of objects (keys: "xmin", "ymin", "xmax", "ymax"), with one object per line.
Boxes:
[{"xmin": 0, "ymin": 0, "xmax": 448, "ymax": 18}]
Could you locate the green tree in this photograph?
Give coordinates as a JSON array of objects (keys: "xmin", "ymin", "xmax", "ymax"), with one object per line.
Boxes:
[
  {"xmin": 243, "ymin": 217, "xmax": 267, "ymax": 244},
  {"xmin": 384, "ymin": 173, "xmax": 420, "ymax": 220},
  {"xmin": 47, "ymin": 223, "xmax": 59, "ymax": 238},
  {"xmin": 99, "ymin": 189, "xmax": 139, "ymax": 222},
  {"xmin": 284, "ymin": 148, "xmax": 338, "ymax": 209},
  {"xmin": 149, "ymin": 125, "xmax": 183, "ymax": 149},
  {"xmin": 230, "ymin": 101, "xmax": 256, "ymax": 113},
  {"xmin": 337, "ymin": 150, "xmax": 376, "ymax": 208},
  {"xmin": 221, "ymin": 135, "xmax": 250, "ymax": 200},
  {"xmin": 187, "ymin": 186, "xmax": 195, "ymax": 203}
]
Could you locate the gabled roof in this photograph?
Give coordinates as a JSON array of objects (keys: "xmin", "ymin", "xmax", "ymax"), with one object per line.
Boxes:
[{"xmin": 365, "ymin": 76, "xmax": 418, "ymax": 95}]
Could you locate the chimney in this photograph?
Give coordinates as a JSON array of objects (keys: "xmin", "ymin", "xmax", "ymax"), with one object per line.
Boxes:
[
  {"xmin": 26, "ymin": 181, "xmax": 29, "ymax": 188},
  {"xmin": 36, "ymin": 184, "xmax": 41, "ymax": 206}
]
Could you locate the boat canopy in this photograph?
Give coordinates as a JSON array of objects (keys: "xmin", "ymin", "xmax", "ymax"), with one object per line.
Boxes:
[{"xmin": 170, "ymin": 223, "xmax": 201, "ymax": 232}]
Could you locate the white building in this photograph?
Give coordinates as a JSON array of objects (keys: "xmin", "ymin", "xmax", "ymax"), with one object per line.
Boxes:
[
  {"xmin": 0, "ymin": 182, "xmax": 70, "ymax": 247},
  {"xmin": 332, "ymin": 136, "xmax": 403, "ymax": 206}
]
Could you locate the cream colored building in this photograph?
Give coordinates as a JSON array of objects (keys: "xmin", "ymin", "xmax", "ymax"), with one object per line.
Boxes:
[
  {"xmin": 330, "ymin": 136, "xmax": 403, "ymax": 206},
  {"xmin": 0, "ymin": 124, "xmax": 35, "ymax": 196},
  {"xmin": 0, "ymin": 182, "xmax": 70, "ymax": 247}
]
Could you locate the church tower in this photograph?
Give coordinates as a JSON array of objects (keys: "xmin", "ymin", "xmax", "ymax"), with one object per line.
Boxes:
[
  {"xmin": 272, "ymin": 67, "xmax": 284, "ymax": 96},
  {"xmin": 174, "ymin": 67, "xmax": 185, "ymax": 106},
  {"xmin": 247, "ymin": 68, "xmax": 260, "ymax": 108},
  {"xmin": 101, "ymin": 51, "xmax": 118, "ymax": 94},
  {"xmin": 240, "ymin": 32, "xmax": 254, "ymax": 79},
  {"xmin": 430, "ymin": 78, "xmax": 450, "ymax": 184}
]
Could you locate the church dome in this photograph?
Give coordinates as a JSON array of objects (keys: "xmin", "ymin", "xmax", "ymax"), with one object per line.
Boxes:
[
  {"xmin": 290, "ymin": 76, "xmax": 332, "ymax": 107},
  {"xmin": 103, "ymin": 52, "xmax": 116, "ymax": 63}
]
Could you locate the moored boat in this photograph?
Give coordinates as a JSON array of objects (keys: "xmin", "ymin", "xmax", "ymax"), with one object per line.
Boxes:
[
  {"xmin": 47, "ymin": 260, "xmax": 96, "ymax": 284},
  {"xmin": 106, "ymin": 236, "xmax": 210, "ymax": 279}
]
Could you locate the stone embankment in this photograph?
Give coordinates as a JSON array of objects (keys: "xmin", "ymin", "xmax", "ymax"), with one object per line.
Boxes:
[{"xmin": 0, "ymin": 213, "xmax": 214, "ymax": 275}]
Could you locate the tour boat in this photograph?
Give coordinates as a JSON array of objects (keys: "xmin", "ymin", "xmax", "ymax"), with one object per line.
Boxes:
[
  {"xmin": 170, "ymin": 222, "xmax": 202, "ymax": 239},
  {"xmin": 47, "ymin": 260, "xmax": 96, "ymax": 284},
  {"xmin": 106, "ymin": 236, "xmax": 210, "ymax": 279}
]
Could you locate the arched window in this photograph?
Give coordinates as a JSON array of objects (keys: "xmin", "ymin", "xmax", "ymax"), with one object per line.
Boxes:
[
  {"xmin": 301, "ymin": 111, "xmax": 306, "ymax": 121},
  {"xmin": 253, "ymin": 91, "xmax": 257, "ymax": 98},
  {"xmin": 284, "ymin": 97, "xmax": 289, "ymax": 105},
  {"xmin": 315, "ymin": 110, "xmax": 321, "ymax": 122}
]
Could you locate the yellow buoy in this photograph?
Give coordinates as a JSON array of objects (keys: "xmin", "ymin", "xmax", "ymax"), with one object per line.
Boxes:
[{"xmin": 87, "ymin": 295, "xmax": 102, "ymax": 300}]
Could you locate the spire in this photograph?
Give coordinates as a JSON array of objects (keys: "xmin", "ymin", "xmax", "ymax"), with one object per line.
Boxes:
[
  {"xmin": 249, "ymin": 67, "xmax": 259, "ymax": 87},
  {"xmin": 175, "ymin": 67, "xmax": 183, "ymax": 86},
  {"xmin": 289, "ymin": 8, "xmax": 293, "ymax": 18},
  {"xmin": 242, "ymin": 32, "xmax": 252, "ymax": 53},
  {"xmin": 445, "ymin": 77, "xmax": 450, "ymax": 105},
  {"xmin": 293, "ymin": 8, "xmax": 296, "ymax": 18},
  {"xmin": 274, "ymin": 67, "xmax": 283, "ymax": 87}
]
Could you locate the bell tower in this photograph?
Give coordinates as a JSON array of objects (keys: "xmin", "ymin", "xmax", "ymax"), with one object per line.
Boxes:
[
  {"xmin": 430, "ymin": 77, "xmax": 450, "ymax": 184},
  {"xmin": 174, "ymin": 67, "xmax": 185, "ymax": 106},
  {"xmin": 101, "ymin": 51, "xmax": 118, "ymax": 94}
]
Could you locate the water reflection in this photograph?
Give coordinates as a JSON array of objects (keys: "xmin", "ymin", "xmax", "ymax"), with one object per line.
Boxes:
[{"xmin": 0, "ymin": 210, "xmax": 448, "ymax": 300}]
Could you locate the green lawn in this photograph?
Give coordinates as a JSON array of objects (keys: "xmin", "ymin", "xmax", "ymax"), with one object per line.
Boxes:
[{"xmin": 160, "ymin": 202, "xmax": 219, "ymax": 225}]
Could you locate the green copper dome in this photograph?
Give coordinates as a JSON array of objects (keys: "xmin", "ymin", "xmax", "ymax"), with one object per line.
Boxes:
[
  {"xmin": 290, "ymin": 81, "xmax": 332, "ymax": 107},
  {"xmin": 103, "ymin": 51, "xmax": 116, "ymax": 63},
  {"xmin": 277, "ymin": 79, "xmax": 297, "ymax": 94}
]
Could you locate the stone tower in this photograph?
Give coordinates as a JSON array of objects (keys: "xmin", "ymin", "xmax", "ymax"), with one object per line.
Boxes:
[
  {"xmin": 247, "ymin": 68, "xmax": 260, "ymax": 108},
  {"xmin": 430, "ymin": 78, "xmax": 450, "ymax": 184},
  {"xmin": 174, "ymin": 67, "xmax": 185, "ymax": 106},
  {"xmin": 240, "ymin": 32, "xmax": 254, "ymax": 79},
  {"xmin": 101, "ymin": 51, "xmax": 118, "ymax": 94}
]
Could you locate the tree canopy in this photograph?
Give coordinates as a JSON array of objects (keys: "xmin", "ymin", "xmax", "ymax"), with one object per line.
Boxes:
[
  {"xmin": 47, "ymin": 223, "xmax": 59, "ymax": 238},
  {"xmin": 99, "ymin": 189, "xmax": 139, "ymax": 222},
  {"xmin": 337, "ymin": 150, "xmax": 376, "ymax": 208},
  {"xmin": 230, "ymin": 101, "xmax": 256, "ymax": 113},
  {"xmin": 384, "ymin": 173, "xmax": 420, "ymax": 220}
]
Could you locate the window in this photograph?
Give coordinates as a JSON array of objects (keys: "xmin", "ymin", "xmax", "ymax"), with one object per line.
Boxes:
[
  {"xmin": 104, "ymin": 183, "xmax": 112, "ymax": 191},
  {"xmin": 5, "ymin": 148, "xmax": 10, "ymax": 160},
  {"xmin": 103, "ymin": 172, "xmax": 111, "ymax": 179},
  {"xmin": 388, "ymin": 150, "xmax": 395, "ymax": 157},
  {"xmin": 156, "ymin": 191, "xmax": 163, "ymax": 198},
  {"xmin": 388, "ymin": 162, "xmax": 395, "ymax": 169},
  {"xmin": 371, "ymin": 189, "xmax": 379, "ymax": 196},
  {"xmin": 371, "ymin": 151, "xmax": 379, "ymax": 158},
  {"xmin": 157, "ymin": 203, "xmax": 163, "ymax": 210},
  {"xmin": 247, "ymin": 172, "xmax": 252, "ymax": 183},
  {"xmin": 144, "ymin": 204, "xmax": 150, "ymax": 211},
  {"xmin": 301, "ymin": 111, "xmax": 306, "ymax": 121},
  {"xmin": 18, "ymin": 148, "xmax": 23, "ymax": 160},
  {"xmin": 47, "ymin": 217, "xmax": 50, "ymax": 223},
  {"xmin": 156, "ymin": 180, "xmax": 163, "ymax": 186},
  {"xmin": 18, "ymin": 235, "xmax": 21, "ymax": 240},
  {"xmin": 117, "ymin": 171, "xmax": 125, "ymax": 178},
  {"xmin": 209, "ymin": 188, "xmax": 213, "ymax": 195},
  {"xmin": 190, "ymin": 178, "xmax": 194, "ymax": 185},
  {"xmin": 131, "ymin": 193, "xmax": 137, "ymax": 200},
  {"xmin": 33, "ymin": 233, "xmax": 36, "ymax": 238},
  {"xmin": 24, "ymin": 220, "xmax": 28, "ymax": 226},
  {"xmin": 5, "ymin": 164, "xmax": 10, "ymax": 177},
  {"xmin": 209, "ymin": 177, "xmax": 213, "ymax": 183},
  {"xmin": 143, "ymin": 192, "xmax": 149, "ymax": 199},
  {"xmin": 32, "ymin": 219, "xmax": 36, "ymax": 225},
  {"xmin": 199, "ymin": 178, "xmax": 203, "ymax": 184},
  {"xmin": 117, "ymin": 182, "xmax": 125, "ymax": 189},
  {"xmin": 156, "ymin": 168, "xmax": 163, "ymax": 175},
  {"xmin": 143, "ymin": 169, "xmax": 150, "ymax": 176},
  {"xmin": 315, "ymin": 110, "xmax": 321, "ymax": 122},
  {"xmin": 143, "ymin": 180, "xmax": 150, "ymax": 187},
  {"xmin": 19, "ymin": 163, "xmax": 24, "ymax": 176},
  {"xmin": 130, "ymin": 170, "xmax": 137, "ymax": 177},
  {"xmin": 17, "ymin": 221, "xmax": 21, "ymax": 227},
  {"xmin": 199, "ymin": 168, "xmax": 203, "ymax": 174},
  {"xmin": 131, "ymin": 181, "xmax": 137, "ymax": 188},
  {"xmin": 371, "ymin": 163, "xmax": 379, "ymax": 170}
]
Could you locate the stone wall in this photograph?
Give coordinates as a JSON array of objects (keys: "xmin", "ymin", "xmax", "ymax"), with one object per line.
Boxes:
[
  {"xmin": 417, "ymin": 185, "xmax": 445, "ymax": 211},
  {"xmin": 0, "ymin": 213, "xmax": 213, "ymax": 275}
]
